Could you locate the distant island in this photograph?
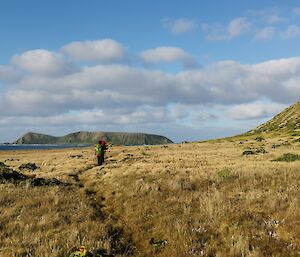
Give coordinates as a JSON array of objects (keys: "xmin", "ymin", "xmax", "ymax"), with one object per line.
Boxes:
[{"xmin": 14, "ymin": 131, "xmax": 173, "ymax": 146}]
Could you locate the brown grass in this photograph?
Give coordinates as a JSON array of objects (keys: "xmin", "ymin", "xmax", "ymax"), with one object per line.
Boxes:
[{"xmin": 0, "ymin": 136, "xmax": 300, "ymax": 256}]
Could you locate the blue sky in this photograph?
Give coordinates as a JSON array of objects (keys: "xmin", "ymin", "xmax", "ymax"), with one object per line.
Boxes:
[{"xmin": 0, "ymin": 0, "xmax": 300, "ymax": 142}]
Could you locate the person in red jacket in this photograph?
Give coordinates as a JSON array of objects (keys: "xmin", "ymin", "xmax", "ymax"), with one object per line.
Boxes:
[{"xmin": 95, "ymin": 140, "xmax": 107, "ymax": 166}]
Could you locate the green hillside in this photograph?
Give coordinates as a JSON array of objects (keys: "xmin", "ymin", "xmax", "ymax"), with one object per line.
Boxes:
[
  {"xmin": 14, "ymin": 131, "xmax": 173, "ymax": 145},
  {"xmin": 247, "ymin": 101, "xmax": 300, "ymax": 135}
]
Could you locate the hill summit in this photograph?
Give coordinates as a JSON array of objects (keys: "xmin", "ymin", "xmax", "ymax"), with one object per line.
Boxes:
[
  {"xmin": 15, "ymin": 131, "xmax": 173, "ymax": 145},
  {"xmin": 248, "ymin": 101, "xmax": 300, "ymax": 134}
]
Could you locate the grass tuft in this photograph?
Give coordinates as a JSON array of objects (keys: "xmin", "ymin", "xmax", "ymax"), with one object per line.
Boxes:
[{"xmin": 217, "ymin": 168, "xmax": 233, "ymax": 180}]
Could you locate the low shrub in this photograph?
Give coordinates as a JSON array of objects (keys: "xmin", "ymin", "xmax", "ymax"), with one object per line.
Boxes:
[
  {"xmin": 242, "ymin": 150, "xmax": 255, "ymax": 155},
  {"xmin": 273, "ymin": 153, "xmax": 300, "ymax": 162},
  {"xmin": 242, "ymin": 147, "xmax": 267, "ymax": 155},
  {"xmin": 19, "ymin": 162, "xmax": 38, "ymax": 171},
  {"xmin": 255, "ymin": 136, "xmax": 265, "ymax": 141},
  {"xmin": 256, "ymin": 147, "xmax": 267, "ymax": 154}
]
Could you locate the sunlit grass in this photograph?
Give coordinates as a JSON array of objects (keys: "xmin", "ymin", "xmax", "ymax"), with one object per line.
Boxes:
[{"xmin": 0, "ymin": 136, "xmax": 300, "ymax": 256}]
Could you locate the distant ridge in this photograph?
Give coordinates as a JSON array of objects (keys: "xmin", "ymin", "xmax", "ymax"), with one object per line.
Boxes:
[
  {"xmin": 14, "ymin": 131, "xmax": 173, "ymax": 146},
  {"xmin": 247, "ymin": 101, "xmax": 300, "ymax": 134}
]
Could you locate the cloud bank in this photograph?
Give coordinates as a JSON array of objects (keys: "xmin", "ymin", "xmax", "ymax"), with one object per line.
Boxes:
[
  {"xmin": 11, "ymin": 49, "xmax": 76, "ymax": 76},
  {"xmin": 62, "ymin": 39, "xmax": 127, "ymax": 62},
  {"xmin": 140, "ymin": 47, "xmax": 197, "ymax": 68},
  {"xmin": 1, "ymin": 39, "xmax": 299, "ymax": 141}
]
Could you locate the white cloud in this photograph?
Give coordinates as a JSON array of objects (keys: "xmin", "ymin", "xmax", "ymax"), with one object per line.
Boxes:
[
  {"xmin": 0, "ymin": 110, "xmax": 104, "ymax": 127},
  {"xmin": 254, "ymin": 26, "xmax": 275, "ymax": 40},
  {"xmin": 228, "ymin": 18, "xmax": 251, "ymax": 38},
  {"xmin": 11, "ymin": 49, "xmax": 75, "ymax": 76},
  {"xmin": 62, "ymin": 39, "xmax": 126, "ymax": 62},
  {"xmin": 247, "ymin": 8, "xmax": 286, "ymax": 24},
  {"xmin": 252, "ymin": 57, "xmax": 300, "ymax": 77},
  {"xmin": 2, "ymin": 56, "xmax": 300, "ymax": 119},
  {"xmin": 201, "ymin": 23, "xmax": 227, "ymax": 40},
  {"xmin": 265, "ymin": 14, "xmax": 285, "ymax": 24},
  {"xmin": 202, "ymin": 17, "xmax": 251, "ymax": 40},
  {"xmin": 140, "ymin": 47, "xmax": 197, "ymax": 68},
  {"xmin": 201, "ymin": 9, "xmax": 300, "ymax": 42},
  {"xmin": 281, "ymin": 25, "xmax": 300, "ymax": 39},
  {"xmin": 0, "ymin": 65, "xmax": 23, "ymax": 83},
  {"xmin": 227, "ymin": 102, "xmax": 287, "ymax": 120},
  {"xmin": 293, "ymin": 7, "xmax": 300, "ymax": 16},
  {"xmin": 163, "ymin": 18, "xmax": 198, "ymax": 35}
]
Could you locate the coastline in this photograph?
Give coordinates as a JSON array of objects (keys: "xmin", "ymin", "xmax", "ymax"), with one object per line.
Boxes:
[{"xmin": 0, "ymin": 144, "xmax": 92, "ymax": 151}]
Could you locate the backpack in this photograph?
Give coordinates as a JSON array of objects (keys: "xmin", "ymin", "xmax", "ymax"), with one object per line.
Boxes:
[{"xmin": 95, "ymin": 144, "xmax": 103, "ymax": 155}]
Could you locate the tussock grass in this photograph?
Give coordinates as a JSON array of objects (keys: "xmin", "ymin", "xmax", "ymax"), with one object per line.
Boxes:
[{"xmin": 0, "ymin": 138, "xmax": 300, "ymax": 256}]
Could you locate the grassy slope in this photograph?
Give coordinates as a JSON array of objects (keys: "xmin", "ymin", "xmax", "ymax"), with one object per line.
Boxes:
[
  {"xmin": 247, "ymin": 102, "xmax": 300, "ymax": 135},
  {"xmin": 0, "ymin": 134, "xmax": 300, "ymax": 256}
]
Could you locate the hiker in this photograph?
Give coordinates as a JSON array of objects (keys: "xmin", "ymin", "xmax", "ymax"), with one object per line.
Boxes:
[
  {"xmin": 95, "ymin": 140, "xmax": 107, "ymax": 166},
  {"xmin": 69, "ymin": 246, "xmax": 93, "ymax": 257}
]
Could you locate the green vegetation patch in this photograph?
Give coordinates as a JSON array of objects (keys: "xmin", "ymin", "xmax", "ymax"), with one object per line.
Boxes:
[
  {"xmin": 140, "ymin": 150, "xmax": 147, "ymax": 156},
  {"xmin": 217, "ymin": 168, "xmax": 234, "ymax": 180},
  {"xmin": 242, "ymin": 147, "xmax": 267, "ymax": 155},
  {"xmin": 273, "ymin": 153, "xmax": 300, "ymax": 162},
  {"xmin": 242, "ymin": 149, "xmax": 255, "ymax": 155},
  {"xmin": 255, "ymin": 136, "xmax": 265, "ymax": 141}
]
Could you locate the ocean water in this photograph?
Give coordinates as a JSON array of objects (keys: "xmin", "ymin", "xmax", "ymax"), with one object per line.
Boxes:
[{"xmin": 0, "ymin": 144, "xmax": 92, "ymax": 151}]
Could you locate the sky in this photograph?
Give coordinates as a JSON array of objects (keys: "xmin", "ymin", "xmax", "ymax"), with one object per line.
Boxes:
[{"xmin": 0, "ymin": 0, "xmax": 300, "ymax": 142}]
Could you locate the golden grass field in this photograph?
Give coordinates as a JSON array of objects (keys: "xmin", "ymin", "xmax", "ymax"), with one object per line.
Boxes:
[{"xmin": 0, "ymin": 134, "xmax": 300, "ymax": 257}]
